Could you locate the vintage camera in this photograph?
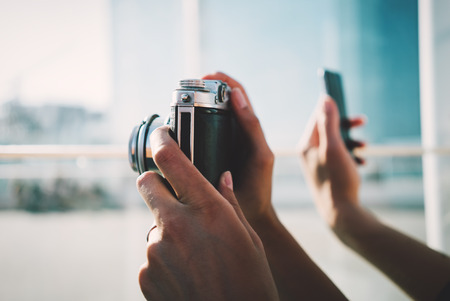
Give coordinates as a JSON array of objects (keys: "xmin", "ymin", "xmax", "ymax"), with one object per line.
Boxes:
[{"xmin": 128, "ymin": 79, "xmax": 237, "ymax": 187}]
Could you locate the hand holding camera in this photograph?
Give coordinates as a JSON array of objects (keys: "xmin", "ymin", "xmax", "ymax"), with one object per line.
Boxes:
[
  {"xmin": 129, "ymin": 72, "xmax": 276, "ymax": 226},
  {"xmin": 201, "ymin": 72, "xmax": 276, "ymax": 226},
  {"xmin": 137, "ymin": 127, "xmax": 279, "ymax": 301}
]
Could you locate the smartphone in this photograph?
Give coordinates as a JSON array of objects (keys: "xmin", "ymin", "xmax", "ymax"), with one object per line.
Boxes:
[{"xmin": 318, "ymin": 68, "xmax": 352, "ymax": 151}]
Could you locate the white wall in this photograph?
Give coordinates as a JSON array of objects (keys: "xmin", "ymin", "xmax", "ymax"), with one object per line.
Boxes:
[{"xmin": 419, "ymin": 0, "xmax": 450, "ymax": 252}]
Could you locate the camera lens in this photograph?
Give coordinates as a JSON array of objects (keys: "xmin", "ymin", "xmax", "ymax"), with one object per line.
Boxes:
[
  {"xmin": 128, "ymin": 124, "xmax": 140, "ymax": 172},
  {"xmin": 128, "ymin": 114, "xmax": 163, "ymax": 174}
]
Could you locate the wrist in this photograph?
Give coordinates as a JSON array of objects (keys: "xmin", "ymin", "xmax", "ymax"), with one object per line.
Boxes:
[
  {"xmin": 331, "ymin": 202, "xmax": 381, "ymax": 246},
  {"xmin": 246, "ymin": 205, "xmax": 281, "ymax": 234}
]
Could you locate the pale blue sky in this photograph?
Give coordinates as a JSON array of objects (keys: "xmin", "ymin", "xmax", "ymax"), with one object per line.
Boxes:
[{"xmin": 0, "ymin": 0, "xmax": 112, "ymax": 109}]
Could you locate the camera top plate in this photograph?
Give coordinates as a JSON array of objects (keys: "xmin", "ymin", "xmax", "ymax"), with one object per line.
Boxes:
[{"xmin": 173, "ymin": 79, "xmax": 231, "ymax": 110}]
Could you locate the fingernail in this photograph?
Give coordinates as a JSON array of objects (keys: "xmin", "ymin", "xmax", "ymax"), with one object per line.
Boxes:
[
  {"xmin": 233, "ymin": 88, "xmax": 247, "ymax": 109},
  {"xmin": 223, "ymin": 171, "xmax": 233, "ymax": 190}
]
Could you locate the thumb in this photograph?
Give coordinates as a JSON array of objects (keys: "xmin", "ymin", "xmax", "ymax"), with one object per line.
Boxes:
[{"xmin": 318, "ymin": 96, "xmax": 344, "ymax": 152}]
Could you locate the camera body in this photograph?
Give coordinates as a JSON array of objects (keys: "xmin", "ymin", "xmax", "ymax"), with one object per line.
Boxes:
[{"xmin": 129, "ymin": 79, "xmax": 236, "ymax": 187}]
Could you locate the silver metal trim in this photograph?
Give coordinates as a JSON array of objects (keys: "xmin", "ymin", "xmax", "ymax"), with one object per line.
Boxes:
[
  {"xmin": 177, "ymin": 106, "xmax": 195, "ymax": 163},
  {"xmin": 173, "ymin": 79, "xmax": 231, "ymax": 110}
]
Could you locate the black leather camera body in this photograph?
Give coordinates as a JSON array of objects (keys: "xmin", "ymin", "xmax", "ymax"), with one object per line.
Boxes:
[{"xmin": 129, "ymin": 79, "xmax": 236, "ymax": 187}]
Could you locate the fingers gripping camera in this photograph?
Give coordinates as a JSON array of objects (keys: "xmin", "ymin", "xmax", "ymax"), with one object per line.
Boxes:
[{"xmin": 128, "ymin": 79, "xmax": 237, "ymax": 187}]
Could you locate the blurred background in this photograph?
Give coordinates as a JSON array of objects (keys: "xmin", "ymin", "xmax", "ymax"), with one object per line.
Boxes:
[{"xmin": 0, "ymin": 0, "xmax": 448, "ymax": 300}]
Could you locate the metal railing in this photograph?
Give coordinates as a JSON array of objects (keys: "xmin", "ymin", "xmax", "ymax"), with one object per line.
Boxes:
[
  {"xmin": 1, "ymin": 144, "xmax": 450, "ymax": 159},
  {"xmin": 0, "ymin": 145, "xmax": 128, "ymax": 159}
]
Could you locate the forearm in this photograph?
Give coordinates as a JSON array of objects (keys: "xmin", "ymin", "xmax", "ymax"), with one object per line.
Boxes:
[
  {"xmin": 334, "ymin": 204, "xmax": 450, "ymax": 300},
  {"xmin": 250, "ymin": 207, "xmax": 347, "ymax": 301}
]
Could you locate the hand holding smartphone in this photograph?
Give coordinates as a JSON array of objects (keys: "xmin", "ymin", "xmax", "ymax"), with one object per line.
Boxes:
[
  {"xmin": 318, "ymin": 68, "xmax": 366, "ymax": 165},
  {"xmin": 318, "ymin": 68, "xmax": 352, "ymax": 152}
]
